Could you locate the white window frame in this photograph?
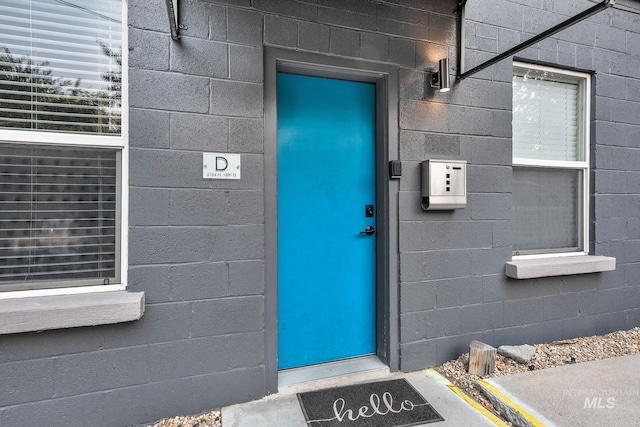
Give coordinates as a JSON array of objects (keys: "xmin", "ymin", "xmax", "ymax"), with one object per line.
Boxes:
[
  {"xmin": 0, "ymin": 0, "xmax": 129, "ymax": 299},
  {"xmin": 512, "ymin": 61, "xmax": 590, "ymax": 260}
]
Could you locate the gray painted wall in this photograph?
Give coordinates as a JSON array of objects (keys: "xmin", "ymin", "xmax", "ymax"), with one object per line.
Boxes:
[
  {"xmin": 397, "ymin": 0, "xmax": 640, "ymax": 371},
  {"xmin": 0, "ymin": 0, "xmax": 638, "ymax": 426}
]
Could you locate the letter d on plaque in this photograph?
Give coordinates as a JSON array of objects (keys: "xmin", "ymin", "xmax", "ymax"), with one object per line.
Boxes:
[
  {"xmin": 203, "ymin": 152, "xmax": 241, "ymax": 180},
  {"xmin": 215, "ymin": 156, "xmax": 228, "ymax": 171}
]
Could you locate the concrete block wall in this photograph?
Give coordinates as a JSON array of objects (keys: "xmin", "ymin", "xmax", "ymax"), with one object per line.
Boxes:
[
  {"xmin": 1, "ymin": 0, "xmax": 639, "ymax": 425},
  {"xmin": 0, "ymin": 1, "xmax": 454, "ymax": 426},
  {"xmin": 398, "ymin": 0, "xmax": 640, "ymax": 369}
]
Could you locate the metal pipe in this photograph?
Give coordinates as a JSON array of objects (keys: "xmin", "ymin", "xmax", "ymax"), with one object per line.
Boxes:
[
  {"xmin": 458, "ymin": 0, "xmax": 615, "ymax": 80},
  {"xmin": 456, "ymin": 2, "xmax": 466, "ymax": 80},
  {"xmin": 165, "ymin": 0, "xmax": 180, "ymax": 40}
]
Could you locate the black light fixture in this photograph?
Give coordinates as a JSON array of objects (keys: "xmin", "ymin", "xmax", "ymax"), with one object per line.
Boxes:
[{"xmin": 430, "ymin": 58, "xmax": 450, "ymax": 92}]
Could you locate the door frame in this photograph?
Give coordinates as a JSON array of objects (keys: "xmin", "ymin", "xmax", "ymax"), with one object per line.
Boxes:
[{"xmin": 264, "ymin": 47, "xmax": 400, "ymax": 393}]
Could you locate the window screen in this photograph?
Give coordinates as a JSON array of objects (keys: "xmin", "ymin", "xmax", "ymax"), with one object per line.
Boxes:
[
  {"xmin": 0, "ymin": 144, "xmax": 118, "ymax": 287},
  {"xmin": 513, "ymin": 167, "xmax": 582, "ymax": 252},
  {"xmin": 0, "ymin": 0, "xmax": 122, "ymax": 134}
]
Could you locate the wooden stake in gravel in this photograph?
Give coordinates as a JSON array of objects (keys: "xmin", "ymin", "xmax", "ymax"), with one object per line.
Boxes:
[{"xmin": 469, "ymin": 340, "xmax": 497, "ymax": 376}]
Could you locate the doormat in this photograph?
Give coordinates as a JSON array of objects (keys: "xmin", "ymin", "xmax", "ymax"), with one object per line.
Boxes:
[{"xmin": 297, "ymin": 378, "xmax": 444, "ymax": 427}]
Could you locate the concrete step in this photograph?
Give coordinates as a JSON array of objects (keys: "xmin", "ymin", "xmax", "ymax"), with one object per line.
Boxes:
[{"xmin": 278, "ymin": 355, "xmax": 390, "ymax": 395}]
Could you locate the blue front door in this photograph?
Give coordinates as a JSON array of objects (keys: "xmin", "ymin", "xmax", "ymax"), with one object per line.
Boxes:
[{"xmin": 277, "ymin": 73, "xmax": 377, "ymax": 370}]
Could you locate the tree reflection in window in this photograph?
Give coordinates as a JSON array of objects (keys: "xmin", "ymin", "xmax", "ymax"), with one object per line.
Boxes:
[
  {"xmin": 0, "ymin": 47, "xmax": 121, "ymax": 134},
  {"xmin": 0, "ymin": 0, "xmax": 122, "ymax": 134}
]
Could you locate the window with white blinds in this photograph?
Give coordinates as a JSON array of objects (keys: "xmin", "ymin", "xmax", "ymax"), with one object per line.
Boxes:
[
  {"xmin": 0, "ymin": 0, "xmax": 122, "ymax": 134},
  {"xmin": 0, "ymin": 145, "xmax": 118, "ymax": 288},
  {"xmin": 0, "ymin": 0, "xmax": 125, "ymax": 291},
  {"xmin": 512, "ymin": 63, "xmax": 589, "ymax": 255},
  {"xmin": 513, "ymin": 76, "xmax": 579, "ymax": 161}
]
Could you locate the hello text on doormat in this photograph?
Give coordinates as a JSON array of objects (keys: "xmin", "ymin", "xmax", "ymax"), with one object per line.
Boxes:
[{"xmin": 297, "ymin": 378, "xmax": 444, "ymax": 427}]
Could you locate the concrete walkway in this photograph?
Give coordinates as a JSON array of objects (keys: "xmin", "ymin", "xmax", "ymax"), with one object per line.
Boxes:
[
  {"xmin": 481, "ymin": 353, "xmax": 640, "ymax": 427},
  {"xmin": 222, "ymin": 354, "xmax": 640, "ymax": 426},
  {"xmin": 222, "ymin": 368, "xmax": 503, "ymax": 427}
]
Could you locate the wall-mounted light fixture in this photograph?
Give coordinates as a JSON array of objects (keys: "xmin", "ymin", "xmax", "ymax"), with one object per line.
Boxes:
[{"xmin": 430, "ymin": 58, "xmax": 450, "ymax": 92}]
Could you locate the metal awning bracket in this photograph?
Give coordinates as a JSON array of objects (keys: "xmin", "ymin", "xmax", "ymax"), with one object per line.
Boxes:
[
  {"xmin": 456, "ymin": 0, "xmax": 615, "ymax": 80},
  {"xmin": 165, "ymin": 0, "xmax": 180, "ymax": 41}
]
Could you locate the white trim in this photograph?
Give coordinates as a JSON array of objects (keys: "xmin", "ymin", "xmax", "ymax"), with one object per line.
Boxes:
[
  {"xmin": 0, "ymin": 129, "xmax": 125, "ymax": 149},
  {"xmin": 512, "ymin": 251, "xmax": 588, "ymax": 260},
  {"xmin": 118, "ymin": 0, "xmax": 129, "ymax": 290},
  {"xmin": 512, "ymin": 158, "xmax": 588, "ymax": 169},
  {"xmin": 0, "ymin": 284, "xmax": 124, "ymax": 300},
  {"xmin": 582, "ymin": 68, "xmax": 591, "ymax": 255},
  {"xmin": 513, "ymin": 61, "xmax": 591, "ymax": 81}
]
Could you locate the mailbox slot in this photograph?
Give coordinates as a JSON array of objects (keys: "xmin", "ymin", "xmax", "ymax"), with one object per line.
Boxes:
[{"xmin": 421, "ymin": 160, "xmax": 467, "ymax": 210}]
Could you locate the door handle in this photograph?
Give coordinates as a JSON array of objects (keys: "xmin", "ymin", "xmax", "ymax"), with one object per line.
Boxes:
[{"xmin": 359, "ymin": 225, "xmax": 375, "ymax": 236}]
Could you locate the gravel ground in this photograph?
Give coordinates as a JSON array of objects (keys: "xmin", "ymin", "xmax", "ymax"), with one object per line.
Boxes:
[
  {"xmin": 145, "ymin": 327, "xmax": 640, "ymax": 427},
  {"xmin": 435, "ymin": 327, "xmax": 640, "ymax": 423},
  {"xmin": 145, "ymin": 412, "xmax": 221, "ymax": 427}
]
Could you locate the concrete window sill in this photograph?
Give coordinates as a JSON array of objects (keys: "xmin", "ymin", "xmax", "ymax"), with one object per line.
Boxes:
[
  {"xmin": 505, "ymin": 255, "xmax": 616, "ymax": 279},
  {"xmin": 0, "ymin": 291, "xmax": 145, "ymax": 335}
]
